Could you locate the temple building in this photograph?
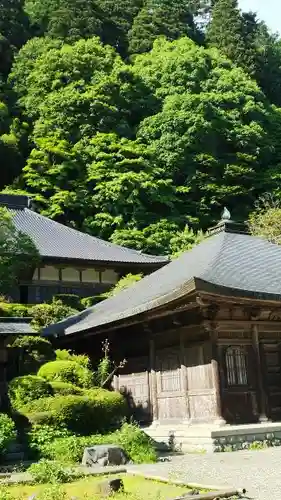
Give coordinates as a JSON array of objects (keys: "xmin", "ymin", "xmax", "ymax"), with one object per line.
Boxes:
[
  {"xmin": 0, "ymin": 194, "xmax": 167, "ymax": 304},
  {"xmin": 44, "ymin": 213, "xmax": 281, "ymax": 451},
  {"xmin": 44, "ymin": 215, "xmax": 281, "ymax": 450}
]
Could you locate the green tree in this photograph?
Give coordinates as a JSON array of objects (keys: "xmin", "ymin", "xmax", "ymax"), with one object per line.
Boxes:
[
  {"xmin": 0, "ymin": 0, "xmax": 30, "ymax": 80},
  {"xmin": 98, "ymin": 0, "xmax": 143, "ymax": 57},
  {"xmin": 254, "ymin": 23, "xmax": 281, "ymax": 107},
  {"xmin": 128, "ymin": 0, "xmax": 200, "ymax": 55},
  {"xmin": 134, "ymin": 37, "xmax": 280, "ymax": 228},
  {"xmin": 0, "ymin": 207, "xmax": 40, "ymax": 295},
  {"xmin": 248, "ymin": 195, "xmax": 281, "ymax": 244},
  {"xmin": 206, "ymin": 0, "xmax": 256, "ymax": 75},
  {"xmin": 24, "ymin": 0, "xmax": 102, "ymax": 40}
]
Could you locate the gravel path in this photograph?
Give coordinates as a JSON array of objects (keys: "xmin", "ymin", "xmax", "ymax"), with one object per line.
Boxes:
[{"xmin": 128, "ymin": 447, "xmax": 281, "ymax": 499}]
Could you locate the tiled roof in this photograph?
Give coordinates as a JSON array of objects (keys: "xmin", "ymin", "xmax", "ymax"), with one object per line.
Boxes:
[
  {"xmin": 1, "ymin": 195, "xmax": 167, "ymax": 266},
  {"xmin": 0, "ymin": 317, "xmax": 35, "ymax": 335},
  {"xmin": 44, "ymin": 222, "xmax": 281, "ymax": 338}
]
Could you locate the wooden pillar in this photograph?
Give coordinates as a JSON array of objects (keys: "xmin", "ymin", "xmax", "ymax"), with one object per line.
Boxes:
[
  {"xmin": 149, "ymin": 338, "xmax": 158, "ymax": 422},
  {"xmin": 210, "ymin": 331, "xmax": 226, "ymax": 425},
  {"xmin": 252, "ymin": 325, "xmax": 269, "ymax": 422},
  {"xmin": 180, "ymin": 331, "xmax": 190, "ymax": 421}
]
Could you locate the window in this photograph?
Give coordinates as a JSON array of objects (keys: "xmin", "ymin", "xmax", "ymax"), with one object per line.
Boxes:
[{"xmin": 225, "ymin": 346, "xmax": 248, "ymax": 386}]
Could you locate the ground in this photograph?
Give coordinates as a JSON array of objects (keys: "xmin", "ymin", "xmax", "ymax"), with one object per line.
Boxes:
[
  {"xmin": 128, "ymin": 447, "xmax": 281, "ymax": 500},
  {"xmin": 5, "ymin": 474, "xmax": 195, "ymax": 499}
]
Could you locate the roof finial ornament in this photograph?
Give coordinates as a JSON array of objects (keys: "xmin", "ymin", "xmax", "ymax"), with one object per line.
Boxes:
[{"xmin": 221, "ymin": 206, "xmax": 231, "ymax": 221}]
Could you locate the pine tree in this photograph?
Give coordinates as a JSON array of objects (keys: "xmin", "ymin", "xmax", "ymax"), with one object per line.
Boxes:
[
  {"xmin": 128, "ymin": 0, "xmax": 201, "ymax": 55},
  {"xmin": 206, "ymin": 0, "xmax": 256, "ymax": 74}
]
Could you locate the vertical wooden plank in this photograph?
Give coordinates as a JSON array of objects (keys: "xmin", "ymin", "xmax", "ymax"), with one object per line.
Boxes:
[
  {"xmin": 180, "ymin": 332, "xmax": 190, "ymax": 420},
  {"xmin": 252, "ymin": 325, "xmax": 269, "ymax": 422},
  {"xmin": 210, "ymin": 331, "xmax": 226, "ymax": 425},
  {"xmin": 149, "ymin": 338, "xmax": 158, "ymax": 421}
]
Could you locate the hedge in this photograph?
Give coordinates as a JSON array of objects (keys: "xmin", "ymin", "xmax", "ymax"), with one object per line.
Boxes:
[
  {"xmin": 38, "ymin": 360, "xmax": 94, "ymax": 388},
  {"xmin": 21, "ymin": 391, "xmax": 127, "ymax": 434},
  {"xmin": 8, "ymin": 375, "xmax": 53, "ymax": 410},
  {"xmin": 80, "ymin": 294, "xmax": 108, "ymax": 309},
  {"xmin": 53, "ymin": 294, "xmax": 82, "ymax": 310},
  {"xmin": 50, "ymin": 381, "xmax": 84, "ymax": 396},
  {"xmin": 0, "ymin": 302, "xmax": 30, "ymax": 317}
]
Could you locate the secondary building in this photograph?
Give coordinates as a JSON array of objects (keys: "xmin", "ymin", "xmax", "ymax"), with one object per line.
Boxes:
[
  {"xmin": 44, "ymin": 213, "xmax": 281, "ymax": 451},
  {"xmin": 0, "ymin": 194, "xmax": 167, "ymax": 304}
]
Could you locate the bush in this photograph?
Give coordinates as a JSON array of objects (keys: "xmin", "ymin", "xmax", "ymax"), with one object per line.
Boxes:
[
  {"xmin": 41, "ymin": 423, "xmax": 156, "ymax": 464},
  {"xmin": 10, "ymin": 336, "xmax": 55, "ymax": 375},
  {"xmin": 28, "ymin": 424, "xmax": 71, "ymax": 456},
  {"xmin": 0, "ymin": 302, "xmax": 30, "ymax": 317},
  {"xmin": 55, "ymin": 349, "xmax": 91, "ymax": 369},
  {"xmin": 53, "ymin": 294, "xmax": 82, "ymax": 310},
  {"xmin": 21, "ymin": 391, "xmax": 127, "ymax": 434},
  {"xmin": 8, "ymin": 375, "xmax": 53, "ymax": 410},
  {"xmin": 0, "ymin": 414, "xmax": 16, "ymax": 455},
  {"xmin": 30, "ymin": 301, "xmax": 78, "ymax": 332},
  {"xmin": 50, "ymin": 381, "xmax": 83, "ymax": 396},
  {"xmin": 28, "ymin": 459, "xmax": 72, "ymax": 484},
  {"xmin": 38, "ymin": 360, "xmax": 94, "ymax": 388},
  {"xmin": 80, "ymin": 294, "xmax": 108, "ymax": 309}
]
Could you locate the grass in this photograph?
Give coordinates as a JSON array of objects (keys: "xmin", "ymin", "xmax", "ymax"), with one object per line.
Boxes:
[{"xmin": 3, "ymin": 474, "xmax": 195, "ymax": 499}]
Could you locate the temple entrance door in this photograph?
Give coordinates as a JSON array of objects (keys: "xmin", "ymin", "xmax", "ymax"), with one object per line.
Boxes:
[
  {"xmin": 260, "ymin": 342, "xmax": 281, "ymax": 421},
  {"xmin": 219, "ymin": 345, "xmax": 259, "ymax": 424}
]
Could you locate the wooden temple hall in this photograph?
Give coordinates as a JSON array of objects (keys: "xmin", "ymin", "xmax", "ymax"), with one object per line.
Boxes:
[{"xmin": 44, "ymin": 214, "xmax": 281, "ymax": 451}]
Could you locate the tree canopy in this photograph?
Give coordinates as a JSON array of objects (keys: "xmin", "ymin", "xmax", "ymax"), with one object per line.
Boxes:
[
  {"xmin": 0, "ymin": 207, "xmax": 39, "ymax": 295},
  {"xmin": 2, "ymin": 0, "xmax": 281, "ymax": 256}
]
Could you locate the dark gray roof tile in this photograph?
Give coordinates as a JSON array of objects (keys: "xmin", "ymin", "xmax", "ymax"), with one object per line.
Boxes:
[
  {"xmin": 44, "ymin": 229, "xmax": 281, "ymax": 337},
  {"xmin": 8, "ymin": 207, "xmax": 168, "ymax": 266}
]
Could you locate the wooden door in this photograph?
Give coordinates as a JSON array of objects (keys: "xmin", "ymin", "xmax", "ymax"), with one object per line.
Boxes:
[
  {"xmin": 260, "ymin": 342, "xmax": 281, "ymax": 420},
  {"xmin": 219, "ymin": 345, "xmax": 259, "ymax": 424},
  {"xmin": 155, "ymin": 347, "xmax": 186, "ymax": 421}
]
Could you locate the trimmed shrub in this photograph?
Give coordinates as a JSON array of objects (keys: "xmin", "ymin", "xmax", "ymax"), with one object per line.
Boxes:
[
  {"xmin": 21, "ymin": 391, "xmax": 127, "ymax": 434},
  {"xmin": 0, "ymin": 302, "xmax": 30, "ymax": 317},
  {"xmin": 55, "ymin": 349, "xmax": 91, "ymax": 369},
  {"xmin": 40, "ymin": 423, "xmax": 157, "ymax": 464},
  {"xmin": 50, "ymin": 381, "xmax": 83, "ymax": 396},
  {"xmin": 28, "ymin": 459, "xmax": 72, "ymax": 484},
  {"xmin": 0, "ymin": 414, "xmax": 16, "ymax": 456},
  {"xmin": 80, "ymin": 294, "xmax": 108, "ymax": 309},
  {"xmin": 30, "ymin": 301, "xmax": 78, "ymax": 332},
  {"xmin": 8, "ymin": 375, "xmax": 53, "ymax": 410},
  {"xmin": 10, "ymin": 336, "xmax": 55, "ymax": 374},
  {"xmin": 38, "ymin": 360, "xmax": 94, "ymax": 388},
  {"xmin": 53, "ymin": 294, "xmax": 82, "ymax": 310}
]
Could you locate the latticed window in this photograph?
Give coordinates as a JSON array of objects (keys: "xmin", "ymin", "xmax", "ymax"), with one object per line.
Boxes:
[{"xmin": 225, "ymin": 346, "xmax": 248, "ymax": 386}]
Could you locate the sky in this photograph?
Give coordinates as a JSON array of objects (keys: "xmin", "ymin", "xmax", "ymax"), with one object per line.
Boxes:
[{"xmin": 239, "ymin": 0, "xmax": 281, "ymax": 34}]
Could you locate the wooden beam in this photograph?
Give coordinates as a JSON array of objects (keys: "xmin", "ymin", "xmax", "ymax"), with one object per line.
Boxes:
[
  {"xmin": 252, "ymin": 325, "xmax": 269, "ymax": 422},
  {"xmin": 149, "ymin": 338, "xmax": 158, "ymax": 422},
  {"xmin": 210, "ymin": 330, "xmax": 226, "ymax": 425},
  {"xmin": 180, "ymin": 331, "xmax": 190, "ymax": 421}
]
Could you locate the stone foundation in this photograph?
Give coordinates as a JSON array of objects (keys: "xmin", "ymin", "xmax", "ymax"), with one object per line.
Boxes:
[{"xmin": 144, "ymin": 421, "xmax": 281, "ymax": 453}]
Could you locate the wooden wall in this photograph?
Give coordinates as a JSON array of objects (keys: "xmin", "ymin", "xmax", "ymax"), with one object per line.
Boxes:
[{"xmin": 113, "ymin": 334, "xmax": 220, "ymax": 424}]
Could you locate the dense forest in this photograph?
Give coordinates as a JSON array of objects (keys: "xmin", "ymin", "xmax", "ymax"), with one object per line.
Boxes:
[{"xmin": 1, "ymin": 0, "xmax": 281, "ymax": 255}]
